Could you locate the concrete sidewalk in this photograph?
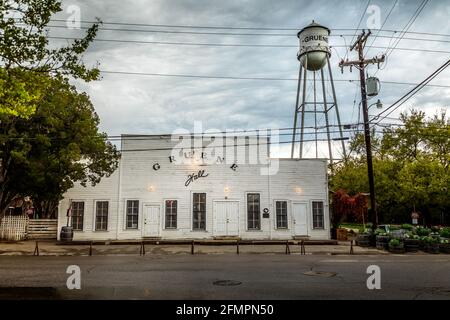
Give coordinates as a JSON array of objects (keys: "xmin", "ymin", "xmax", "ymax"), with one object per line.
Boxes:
[{"xmin": 0, "ymin": 240, "xmax": 391, "ymax": 256}]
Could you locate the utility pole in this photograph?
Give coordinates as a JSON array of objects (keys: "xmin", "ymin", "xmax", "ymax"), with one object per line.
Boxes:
[{"xmin": 339, "ymin": 30, "xmax": 385, "ymax": 228}]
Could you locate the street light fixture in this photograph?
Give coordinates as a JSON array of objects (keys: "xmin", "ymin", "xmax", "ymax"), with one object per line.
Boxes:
[{"xmin": 369, "ymin": 99, "xmax": 383, "ymax": 109}]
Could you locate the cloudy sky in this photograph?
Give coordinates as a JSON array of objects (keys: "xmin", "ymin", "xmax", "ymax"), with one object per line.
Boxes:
[{"xmin": 49, "ymin": 0, "xmax": 450, "ymax": 158}]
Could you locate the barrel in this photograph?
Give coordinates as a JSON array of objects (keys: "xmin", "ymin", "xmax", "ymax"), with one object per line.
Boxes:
[
  {"xmin": 356, "ymin": 234, "xmax": 372, "ymax": 247},
  {"xmin": 424, "ymin": 243, "xmax": 440, "ymax": 254},
  {"xmin": 404, "ymin": 239, "xmax": 420, "ymax": 252},
  {"xmin": 376, "ymin": 235, "xmax": 390, "ymax": 250},
  {"xmin": 60, "ymin": 226, "xmax": 73, "ymax": 242},
  {"xmin": 388, "ymin": 246, "xmax": 405, "ymax": 254},
  {"xmin": 439, "ymin": 244, "xmax": 450, "ymax": 254}
]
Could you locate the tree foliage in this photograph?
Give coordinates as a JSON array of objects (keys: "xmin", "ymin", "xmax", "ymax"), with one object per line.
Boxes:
[
  {"xmin": 0, "ymin": 0, "xmax": 100, "ymax": 117},
  {"xmin": 330, "ymin": 110, "xmax": 449, "ymax": 225},
  {"xmin": 0, "ymin": 1, "xmax": 118, "ymax": 217},
  {"xmin": 1, "ymin": 75, "xmax": 120, "ymax": 216},
  {"xmin": 331, "ymin": 189, "xmax": 368, "ymax": 228}
]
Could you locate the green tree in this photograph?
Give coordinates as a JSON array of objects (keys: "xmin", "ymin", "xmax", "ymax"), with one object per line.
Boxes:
[
  {"xmin": 0, "ymin": 0, "xmax": 109, "ymax": 215},
  {"xmin": 1, "ymin": 76, "xmax": 120, "ymax": 216},
  {"xmin": 330, "ymin": 110, "xmax": 449, "ymax": 225},
  {"xmin": 0, "ymin": 0, "xmax": 100, "ymax": 117}
]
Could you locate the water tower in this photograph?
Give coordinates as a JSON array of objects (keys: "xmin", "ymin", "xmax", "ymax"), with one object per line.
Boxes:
[{"xmin": 291, "ymin": 21, "xmax": 347, "ymax": 164}]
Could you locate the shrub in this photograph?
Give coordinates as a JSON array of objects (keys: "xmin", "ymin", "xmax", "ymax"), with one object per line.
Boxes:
[
  {"xmin": 421, "ymin": 236, "xmax": 439, "ymax": 245},
  {"xmin": 375, "ymin": 228, "xmax": 388, "ymax": 236},
  {"xmin": 401, "ymin": 224, "xmax": 413, "ymax": 231},
  {"xmin": 389, "ymin": 239, "xmax": 401, "ymax": 247},
  {"xmin": 415, "ymin": 227, "xmax": 431, "ymax": 237},
  {"xmin": 404, "ymin": 231, "xmax": 418, "ymax": 239},
  {"xmin": 439, "ymin": 228, "xmax": 450, "ymax": 239}
]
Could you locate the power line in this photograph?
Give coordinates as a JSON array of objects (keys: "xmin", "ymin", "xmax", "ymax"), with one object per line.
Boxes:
[
  {"xmin": 350, "ymin": 0, "xmax": 372, "ymax": 46},
  {"xmin": 389, "ymin": 0, "xmax": 429, "ymax": 56},
  {"xmin": 379, "ymin": 0, "xmax": 429, "ymax": 75},
  {"xmin": 48, "ymin": 36, "xmax": 450, "ymax": 55},
  {"xmin": 42, "ymin": 19, "xmax": 450, "ymax": 38},
  {"xmin": 346, "ymin": 0, "xmax": 371, "ymax": 61},
  {"xmin": 98, "ymin": 70, "xmax": 450, "ymax": 88},
  {"xmin": 371, "ymin": 57, "xmax": 450, "ymax": 125},
  {"xmin": 5, "ymin": 124, "xmax": 415, "ymax": 142},
  {"xmin": 110, "ymin": 131, "xmax": 450, "ymax": 153},
  {"xmin": 365, "ymin": 0, "xmax": 398, "ymax": 58},
  {"xmin": 26, "ymin": 24, "xmax": 450, "ymax": 43}
]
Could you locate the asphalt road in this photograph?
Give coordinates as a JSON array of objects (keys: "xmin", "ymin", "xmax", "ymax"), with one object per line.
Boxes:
[{"xmin": 0, "ymin": 254, "xmax": 449, "ymax": 300}]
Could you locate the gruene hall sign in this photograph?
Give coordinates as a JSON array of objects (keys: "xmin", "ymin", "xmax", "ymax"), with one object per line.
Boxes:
[
  {"xmin": 151, "ymin": 151, "xmax": 240, "ymax": 187},
  {"xmin": 185, "ymin": 170, "xmax": 209, "ymax": 187}
]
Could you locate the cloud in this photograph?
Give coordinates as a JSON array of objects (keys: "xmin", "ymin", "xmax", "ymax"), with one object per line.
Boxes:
[{"xmin": 52, "ymin": 0, "xmax": 449, "ymax": 157}]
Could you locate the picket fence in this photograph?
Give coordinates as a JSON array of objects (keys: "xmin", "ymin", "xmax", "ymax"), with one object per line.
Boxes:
[{"xmin": 0, "ymin": 215, "xmax": 28, "ymax": 241}]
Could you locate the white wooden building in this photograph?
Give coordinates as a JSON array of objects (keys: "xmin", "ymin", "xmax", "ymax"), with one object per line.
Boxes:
[{"xmin": 57, "ymin": 134, "xmax": 330, "ymax": 240}]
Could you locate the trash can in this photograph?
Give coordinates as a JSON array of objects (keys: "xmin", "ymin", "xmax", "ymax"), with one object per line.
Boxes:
[{"xmin": 60, "ymin": 226, "xmax": 73, "ymax": 242}]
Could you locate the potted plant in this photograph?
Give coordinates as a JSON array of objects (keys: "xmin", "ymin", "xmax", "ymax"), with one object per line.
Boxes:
[
  {"xmin": 401, "ymin": 224, "xmax": 413, "ymax": 231},
  {"xmin": 439, "ymin": 227, "xmax": 450, "ymax": 239},
  {"xmin": 356, "ymin": 228, "xmax": 373, "ymax": 247},
  {"xmin": 422, "ymin": 236, "xmax": 440, "ymax": 254},
  {"xmin": 375, "ymin": 228, "xmax": 390, "ymax": 250},
  {"xmin": 439, "ymin": 239, "xmax": 450, "ymax": 254},
  {"xmin": 388, "ymin": 238, "xmax": 405, "ymax": 254},
  {"xmin": 404, "ymin": 232, "xmax": 420, "ymax": 252},
  {"xmin": 414, "ymin": 226, "xmax": 431, "ymax": 237}
]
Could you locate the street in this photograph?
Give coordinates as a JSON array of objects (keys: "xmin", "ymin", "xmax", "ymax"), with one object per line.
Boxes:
[{"xmin": 0, "ymin": 254, "xmax": 449, "ymax": 300}]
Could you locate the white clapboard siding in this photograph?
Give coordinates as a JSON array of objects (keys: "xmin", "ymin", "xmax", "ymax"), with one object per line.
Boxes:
[
  {"xmin": 27, "ymin": 219, "xmax": 58, "ymax": 239},
  {"xmin": 58, "ymin": 135, "xmax": 330, "ymax": 241},
  {"xmin": 0, "ymin": 215, "xmax": 28, "ymax": 241}
]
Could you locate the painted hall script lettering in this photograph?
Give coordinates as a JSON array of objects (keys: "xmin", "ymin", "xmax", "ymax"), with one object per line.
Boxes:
[{"xmin": 185, "ymin": 170, "xmax": 209, "ymax": 187}]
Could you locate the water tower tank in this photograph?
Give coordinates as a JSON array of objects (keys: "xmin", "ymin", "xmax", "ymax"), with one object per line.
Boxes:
[{"xmin": 297, "ymin": 21, "xmax": 331, "ymax": 71}]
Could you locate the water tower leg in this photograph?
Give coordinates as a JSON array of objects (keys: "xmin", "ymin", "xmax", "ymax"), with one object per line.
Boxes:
[
  {"xmin": 313, "ymin": 71, "xmax": 318, "ymax": 158},
  {"xmin": 320, "ymin": 68, "xmax": 334, "ymax": 170},
  {"xmin": 291, "ymin": 64, "xmax": 303, "ymax": 159},
  {"xmin": 327, "ymin": 56, "xmax": 347, "ymax": 159},
  {"xmin": 299, "ymin": 56, "xmax": 308, "ymax": 159}
]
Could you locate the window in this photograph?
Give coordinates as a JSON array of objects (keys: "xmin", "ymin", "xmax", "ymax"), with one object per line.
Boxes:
[
  {"xmin": 247, "ymin": 193, "xmax": 260, "ymax": 230},
  {"xmin": 71, "ymin": 202, "xmax": 84, "ymax": 231},
  {"xmin": 276, "ymin": 201, "xmax": 288, "ymax": 229},
  {"xmin": 126, "ymin": 200, "xmax": 139, "ymax": 229},
  {"xmin": 312, "ymin": 201, "xmax": 324, "ymax": 229},
  {"xmin": 165, "ymin": 200, "xmax": 177, "ymax": 229},
  {"xmin": 95, "ymin": 201, "xmax": 108, "ymax": 231},
  {"xmin": 192, "ymin": 193, "xmax": 206, "ymax": 230}
]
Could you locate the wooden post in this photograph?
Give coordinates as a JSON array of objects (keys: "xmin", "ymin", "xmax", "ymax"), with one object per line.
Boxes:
[
  {"xmin": 236, "ymin": 240, "xmax": 239, "ymax": 255},
  {"xmin": 285, "ymin": 241, "xmax": 290, "ymax": 255},
  {"xmin": 141, "ymin": 241, "xmax": 146, "ymax": 256},
  {"xmin": 89, "ymin": 241, "xmax": 93, "ymax": 256},
  {"xmin": 33, "ymin": 241, "xmax": 39, "ymax": 256},
  {"xmin": 300, "ymin": 240, "xmax": 306, "ymax": 255},
  {"xmin": 191, "ymin": 240, "xmax": 195, "ymax": 255}
]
